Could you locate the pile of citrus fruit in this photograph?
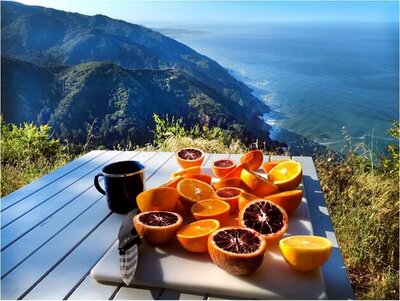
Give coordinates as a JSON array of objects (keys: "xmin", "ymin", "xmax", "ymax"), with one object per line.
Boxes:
[{"xmin": 133, "ymin": 147, "xmax": 332, "ymax": 275}]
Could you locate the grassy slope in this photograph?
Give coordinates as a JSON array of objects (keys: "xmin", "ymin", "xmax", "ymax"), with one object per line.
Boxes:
[{"xmin": 315, "ymin": 153, "xmax": 399, "ymax": 299}]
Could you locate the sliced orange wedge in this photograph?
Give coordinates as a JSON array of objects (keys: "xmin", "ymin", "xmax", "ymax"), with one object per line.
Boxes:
[
  {"xmin": 237, "ymin": 191, "xmax": 259, "ymax": 211},
  {"xmin": 265, "ymin": 190, "xmax": 303, "ymax": 213},
  {"xmin": 172, "ymin": 166, "xmax": 202, "ymax": 178},
  {"xmin": 160, "ymin": 176, "xmax": 182, "ymax": 188},
  {"xmin": 182, "ymin": 173, "xmax": 212, "ymax": 185},
  {"xmin": 240, "ymin": 168, "xmax": 279, "ymax": 197},
  {"xmin": 262, "ymin": 159, "xmax": 290, "ymax": 174},
  {"xmin": 213, "ymin": 177, "xmax": 245, "ymax": 191},
  {"xmin": 221, "ymin": 162, "xmax": 248, "ymax": 179},
  {"xmin": 240, "ymin": 150, "xmax": 263, "ymax": 171}
]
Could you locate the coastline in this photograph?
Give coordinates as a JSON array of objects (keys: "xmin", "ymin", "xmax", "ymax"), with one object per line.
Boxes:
[
  {"xmin": 225, "ymin": 67, "xmax": 282, "ymax": 141},
  {"xmin": 162, "ymin": 23, "xmax": 398, "ymax": 156},
  {"xmin": 225, "ymin": 67, "xmax": 341, "ymax": 157}
]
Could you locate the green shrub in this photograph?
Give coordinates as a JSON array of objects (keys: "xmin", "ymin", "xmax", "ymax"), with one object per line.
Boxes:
[
  {"xmin": 1, "ymin": 116, "xmax": 71, "ymax": 196},
  {"xmin": 380, "ymin": 121, "xmax": 399, "ymax": 175},
  {"xmin": 151, "ymin": 113, "xmax": 246, "ymax": 153}
]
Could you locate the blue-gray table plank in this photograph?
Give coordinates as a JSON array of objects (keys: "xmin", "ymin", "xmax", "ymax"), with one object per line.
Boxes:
[
  {"xmin": 21, "ymin": 152, "xmax": 173, "ymax": 300},
  {"xmin": 1, "ymin": 150, "xmax": 105, "ymax": 211},
  {"xmin": 1, "ymin": 151, "xmax": 141, "ymax": 277},
  {"xmin": 1, "ymin": 151, "xmax": 121, "ymax": 229},
  {"xmin": 1, "ymin": 151, "xmax": 154, "ymax": 299},
  {"xmin": 1, "ymin": 151, "xmax": 126, "ymax": 250},
  {"xmin": 293, "ymin": 156, "xmax": 354, "ymax": 300}
]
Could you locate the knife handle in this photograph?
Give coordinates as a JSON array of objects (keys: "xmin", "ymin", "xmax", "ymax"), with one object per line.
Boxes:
[{"xmin": 118, "ymin": 209, "xmax": 141, "ymax": 254}]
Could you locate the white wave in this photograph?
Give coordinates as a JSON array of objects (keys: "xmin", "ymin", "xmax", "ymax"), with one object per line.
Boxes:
[
  {"xmin": 253, "ymin": 79, "xmax": 270, "ymax": 88},
  {"xmin": 261, "ymin": 93, "xmax": 275, "ymax": 103},
  {"xmin": 262, "ymin": 112, "xmax": 283, "ymax": 140},
  {"xmin": 319, "ymin": 135, "xmax": 396, "ymax": 146}
]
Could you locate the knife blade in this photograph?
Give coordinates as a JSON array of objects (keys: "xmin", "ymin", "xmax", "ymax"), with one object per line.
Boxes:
[{"xmin": 118, "ymin": 208, "xmax": 141, "ymax": 286}]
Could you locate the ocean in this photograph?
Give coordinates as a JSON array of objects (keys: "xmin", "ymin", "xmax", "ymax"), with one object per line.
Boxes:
[{"xmin": 156, "ymin": 21, "xmax": 399, "ymax": 155}]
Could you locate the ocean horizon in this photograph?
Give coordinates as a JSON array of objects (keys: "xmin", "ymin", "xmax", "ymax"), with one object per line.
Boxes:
[{"xmin": 152, "ymin": 21, "xmax": 399, "ymax": 155}]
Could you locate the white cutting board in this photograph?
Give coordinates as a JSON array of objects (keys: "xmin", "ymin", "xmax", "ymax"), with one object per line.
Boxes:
[{"xmin": 91, "ymin": 183, "xmax": 327, "ymax": 299}]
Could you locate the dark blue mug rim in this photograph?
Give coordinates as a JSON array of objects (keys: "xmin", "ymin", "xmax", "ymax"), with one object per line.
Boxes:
[{"xmin": 101, "ymin": 160, "xmax": 145, "ymax": 178}]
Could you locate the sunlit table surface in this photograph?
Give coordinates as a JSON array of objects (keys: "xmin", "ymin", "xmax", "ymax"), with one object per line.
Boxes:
[{"xmin": 1, "ymin": 151, "xmax": 353, "ymax": 300}]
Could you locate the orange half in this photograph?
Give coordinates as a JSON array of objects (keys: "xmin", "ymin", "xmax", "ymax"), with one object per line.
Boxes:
[
  {"xmin": 211, "ymin": 159, "xmax": 236, "ymax": 178},
  {"xmin": 177, "ymin": 178, "xmax": 215, "ymax": 210},
  {"xmin": 215, "ymin": 187, "xmax": 243, "ymax": 213},
  {"xmin": 177, "ymin": 219, "xmax": 220, "ymax": 253},
  {"xmin": 191, "ymin": 199, "xmax": 230, "ymax": 224},
  {"xmin": 268, "ymin": 160, "xmax": 302, "ymax": 191},
  {"xmin": 175, "ymin": 147, "xmax": 205, "ymax": 169},
  {"xmin": 279, "ymin": 235, "xmax": 333, "ymax": 272},
  {"xmin": 136, "ymin": 187, "xmax": 180, "ymax": 212}
]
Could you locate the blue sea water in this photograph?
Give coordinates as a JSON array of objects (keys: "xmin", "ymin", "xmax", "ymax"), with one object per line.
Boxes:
[{"xmin": 158, "ymin": 21, "xmax": 399, "ymax": 155}]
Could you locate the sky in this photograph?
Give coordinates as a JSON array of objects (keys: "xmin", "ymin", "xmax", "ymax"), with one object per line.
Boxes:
[{"xmin": 10, "ymin": 1, "xmax": 400, "ymax": 25}]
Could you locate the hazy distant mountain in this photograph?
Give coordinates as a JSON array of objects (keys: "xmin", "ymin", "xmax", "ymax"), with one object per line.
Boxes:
[{"xmin": 1, "ymin": 1, "xmax": 276, "ymax": 148}]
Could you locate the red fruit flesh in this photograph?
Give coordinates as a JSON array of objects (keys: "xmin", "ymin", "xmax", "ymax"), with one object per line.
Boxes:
[
  {"xmin": 138, "ymin": 211, "xmax": 179, "ymax": 226},
  {"xmin": 216, "ymin": 188, "xmax": 241, "ymax": 198},
  {"xmin": 213, "ymin": 228, "xmax": 262, "ymax": 254},
  {"xmin": 242, "ymin": 201, "xmax": 284, "ymax": 234},
  {"xmin": 214, "ymin": 159, "xmax": 234, "ymax": 168},
  {"xmin": 177, "ymin": 148, "xmax": 203, "ymax": 161}
]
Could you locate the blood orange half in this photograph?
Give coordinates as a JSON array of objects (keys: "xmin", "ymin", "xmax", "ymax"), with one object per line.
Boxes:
[
  {"xmin": 211, "ymin": 159, "xmax": 236, "ymax": 178},
  {"xmin": 175, "ymin": 147, "xmax": 205, "ymax": 169},
  {"xmin": 208, "ymin": 227, "xmax": 267, "ymax": 275},
  {"xmin": 239, "ymin": 199, "xmax": 288, "ymax": 243},
  {"xmin": 215, "ymin": 187, "xmax": 243, "ymax": 213},
  {"xmin": 133, "ymin": 211, "xmax": 183, "ymax": 245}
]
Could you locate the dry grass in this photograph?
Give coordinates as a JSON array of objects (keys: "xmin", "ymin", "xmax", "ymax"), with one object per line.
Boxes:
[
  {"xmin": 315, "ymin": 152, "xmax": 399, "ymax": 300},
  {"xmin": 140, "ymin": 135, "xmax": 247, "ymax": 154}
]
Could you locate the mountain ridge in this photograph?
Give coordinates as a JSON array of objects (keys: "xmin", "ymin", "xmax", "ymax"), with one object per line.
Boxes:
[
  {"xmin": 1, "ymin": 1, "xmax": 280, "ymax": 149},
  {"xmin": 1, "ymin": 1, "xmax": 267, "ymax": 113},
  {"xmin": 2, "ymin": 57, "xmax": 277, "ymax": 148}
]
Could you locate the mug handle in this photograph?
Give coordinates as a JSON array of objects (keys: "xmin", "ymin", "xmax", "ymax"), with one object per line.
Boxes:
[{"xmin": 94, "ymin": 173, "xmax": 106, "ymax": 195}]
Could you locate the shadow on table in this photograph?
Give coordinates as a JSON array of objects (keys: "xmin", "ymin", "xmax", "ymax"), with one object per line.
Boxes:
[{"xmin": 302, "ymin": 174, "xmax": 354, "ymax": 299}]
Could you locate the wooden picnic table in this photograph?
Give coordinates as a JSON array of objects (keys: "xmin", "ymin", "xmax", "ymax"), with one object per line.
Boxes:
[{"xmin": 1, "ymin": 151, "xmax": 354, "ymax": 300}]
